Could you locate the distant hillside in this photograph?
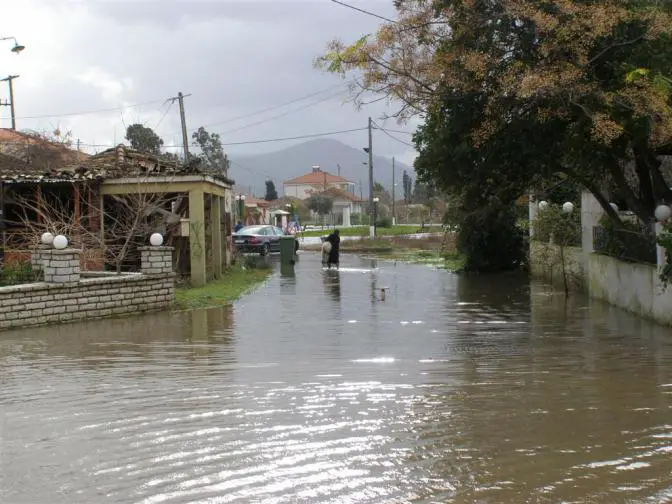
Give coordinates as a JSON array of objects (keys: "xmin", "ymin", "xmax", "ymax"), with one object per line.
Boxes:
[{"xmin": 228, "ymin": 138, "xmax": 414, "ymax": 197}]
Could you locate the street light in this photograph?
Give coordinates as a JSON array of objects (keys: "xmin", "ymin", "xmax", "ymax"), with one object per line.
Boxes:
[
  {"xmin": 373, "ymin": 197, "xmax": 380, "ymax": 236},
  {"xmin": 236, "ymin": 194, "xmax": 246, "ymax": 223},
  {"xmin": 562, "ymin": 202, "xmax": 574, "ymax": 214},
  {"xmin": 655, "ymin": 204, "xmax": 671, "ymax": 222},
  {"xmin": 0, "ymin": 37, "xmax": 25, "ymax": 54}
]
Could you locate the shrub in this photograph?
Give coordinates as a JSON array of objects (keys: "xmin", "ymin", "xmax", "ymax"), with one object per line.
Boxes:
[
  {"xmin": 457, "ymin": 204, "xmax": 526, "ymax": 273},
  {"xmin": 351, "ymin": 213, "xmax": 370, "ymax": 226},
  {"xmin": 532, "ymin": 203, "xmax": 581, "ymax": 245},
  {"xmin": 375, "ymin": 216, "xmax": 392, "ymax": 228},
  {"xmin": 0, "ymin": 261, "xmax": 40, "ymax": 286}
]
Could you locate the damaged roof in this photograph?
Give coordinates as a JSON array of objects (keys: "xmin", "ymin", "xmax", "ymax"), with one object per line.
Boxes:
[{"xmin": 0, "ymin": 141, "xmax": 235, "ymax": 185}]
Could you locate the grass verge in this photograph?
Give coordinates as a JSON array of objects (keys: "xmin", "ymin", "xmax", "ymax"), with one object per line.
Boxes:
[
  {"xmin": 300, "ymin": 225, "xmax": 443, "ymax": 238},
  {"xmin": 303, "ymin": 233, "xmax": 466, "ymax": 272},
  {"xmin": 175, "ymin": 263, "xmax": 272, "ymax": 310}
]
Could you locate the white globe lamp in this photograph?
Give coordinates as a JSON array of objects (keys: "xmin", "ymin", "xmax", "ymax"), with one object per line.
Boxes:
[
  {"xmin": 150, "ymin": 233, "xmax": 164, "ymax": 247},
  {"xmin": 609, "ymin": 203, "xmax": 619, "ymax": 212},
  {"xmin": 562, "ymin": 202, "xmax": 574, "ymax": 214},
  {"xmin": 538, "ymin": 200, "xmax": 549, "ymax": 211},
  {"xmin": 655, "ymin": 204, "xmax": 671, "ymax": 222},
  {"xmin": 41, "ymin": 232, "xmax": 54, "ymax": 246},
  {"xmin": 53, "ymin": 235, "xmax": 68, "ymax": 250}
]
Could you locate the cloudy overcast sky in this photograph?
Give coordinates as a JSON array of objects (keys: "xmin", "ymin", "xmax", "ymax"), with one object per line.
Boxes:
[{"xmin": 1, "ymin": 0, "xmax": 419, "ymax": 170}]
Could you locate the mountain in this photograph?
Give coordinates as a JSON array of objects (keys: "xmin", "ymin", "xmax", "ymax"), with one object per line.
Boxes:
[{"xmin": 228, "ymin": 138, "xmax": 414, "ymax": 198}]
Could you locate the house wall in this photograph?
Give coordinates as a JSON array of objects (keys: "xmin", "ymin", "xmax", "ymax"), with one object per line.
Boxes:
[
  {"xmin": 284, "ymin": 182, "xmax": 354, "ymax": 200},
  {"xmin": 529, "ymin": 190, "xmax": 672, "ymax": 326},
  {"xmin": 0, "ymin": 246, "xmax": 175, "ymax": 331}
]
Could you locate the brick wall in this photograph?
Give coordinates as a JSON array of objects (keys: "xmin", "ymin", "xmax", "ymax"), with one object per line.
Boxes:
[{"xmin": 0, "ymin": 245, "xmax": 175, "ymax": 331}]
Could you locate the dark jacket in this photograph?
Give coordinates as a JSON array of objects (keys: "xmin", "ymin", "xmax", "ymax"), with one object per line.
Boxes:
[{"xmin": 326, "ymin": 232, "xmax": 340, "ymax": 264}]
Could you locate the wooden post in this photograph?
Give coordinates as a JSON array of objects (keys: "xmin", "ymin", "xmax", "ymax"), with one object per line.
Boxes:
[
  {"xmin": 189, "ymin": 189, "xmax": 207, "ymax": 287},
  {"xmin": 211, "ymin": 194, "xmax": 222, "ymax": 279},
  {"xmin": 74, "ymin": 184, "xmax": 81, "ymax": 226},
  {"xmin": 36, "ymin": 185, "xmax": 42, "ymax": 224}
]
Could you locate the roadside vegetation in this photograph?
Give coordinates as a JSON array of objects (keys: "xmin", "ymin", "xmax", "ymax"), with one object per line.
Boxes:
[
  {"xmin": 300, "ymin": 225, "xmax": 442, "ymax": 238},
  {"xmin": 303, "ymin": 233, "xmax": 465, "ymax": 272},
  {"xmin": 175, "ymin": 261, "xmax": 272, "ymax": 310}
]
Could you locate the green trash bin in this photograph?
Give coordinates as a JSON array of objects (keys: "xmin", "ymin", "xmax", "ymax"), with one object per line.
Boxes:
[{"xmin": 279, "ymin": 235, "xmax": 296, "ymax": 266}]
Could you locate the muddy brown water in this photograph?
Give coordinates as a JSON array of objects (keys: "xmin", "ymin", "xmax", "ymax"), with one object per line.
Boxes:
[{"xmin": 1, "ymin": 253, "xmax": 672, "ymax": 503}]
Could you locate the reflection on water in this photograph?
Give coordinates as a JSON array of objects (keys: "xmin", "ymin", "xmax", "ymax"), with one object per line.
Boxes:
[{"xmin": 2, "ymin": 253, "xmax": 672, "ymax": 503}]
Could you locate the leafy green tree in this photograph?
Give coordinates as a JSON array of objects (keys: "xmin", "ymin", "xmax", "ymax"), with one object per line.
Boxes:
[
  {"xmin": 264, "ymin": 180, "xmax": 278, "ymax": 201},
  {"xmin": 125, "ymin": 124, "xmax": 163, "ymax": 154},
  {"xmin": 402, "ymin": 171, "xmax": 412, "ymax": 203},
  {"xmin": 318, "ymin": 0, "xmax": 672, "ymax": 226},
  {"xmin": 191, "ymin": 126, "xmax": 229, "ymax": 176},
  {"xmin": 306, "ymin": 194, "xmax": 334, "ymax": 224}
]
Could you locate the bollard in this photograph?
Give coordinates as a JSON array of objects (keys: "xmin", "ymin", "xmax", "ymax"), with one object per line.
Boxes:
[{"xmin": 279, "ymin": 235, "xmax": 296, "ymax": 266}]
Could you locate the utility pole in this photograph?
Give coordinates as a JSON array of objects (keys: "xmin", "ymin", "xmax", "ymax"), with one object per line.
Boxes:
[
  {"xmin": 337, "ymin": 164, "xmax": 341, "ymax": 177},
  {"xmin": 367, "ymin": 117, "xmax": 374, "ymax": 220},
  {"xmin": 392, "ymin": 156, "xmax": 395, "ymax": 225},
  {"xmin": 168, "ymin": 92, "xmax": 192, "ymax": 161},
  {"xmin": 0, "ymin": 75, "xmax": 19, "ymax": 130}
]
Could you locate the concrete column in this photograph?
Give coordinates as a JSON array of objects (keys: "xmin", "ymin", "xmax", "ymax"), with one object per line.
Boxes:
[
  {"xmin": 211, "ymin": 194, "xmax": 223, "ymax": 279},
  {"xmin": 343, "ymin": 205, "xmax": 351, "ymax": 227},
  {"xmin": 189, "ymin": 189, "xmax": 207, "ymax": 287},
  {"xmin": 139, "ymin": 246, "xmax": 174, "ymax": 275},
  {"xmin": 528, "ymin": 192, "xmax": 537, "ymax": 238},
  {"xmin": 656, "ymin": 222, "xmax": 666, "ymax": 272},
  {"xmin": 43, "ymin": 249, "xmax": 81, "ymax": 285}
]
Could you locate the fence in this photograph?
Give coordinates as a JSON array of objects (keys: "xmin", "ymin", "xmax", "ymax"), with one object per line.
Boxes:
[{"xmin": 592, "ymin": 225, "xmax": 657, "ymax": 265}]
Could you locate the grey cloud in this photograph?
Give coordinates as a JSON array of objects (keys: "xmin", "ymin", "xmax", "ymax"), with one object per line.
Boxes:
[{"xmin": 13, "ymin": 1, "xmax": 416, "ymax": 161}]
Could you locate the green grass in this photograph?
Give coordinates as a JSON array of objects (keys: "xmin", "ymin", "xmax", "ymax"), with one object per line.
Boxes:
[
  {"xmin": 362, "ymin": 248, "xmax": 466, "ymax": 272},
  {"xmin": 175, "ymin": 263, "xmax": 272, "ymax": 310},
  {"xmin": 300, "ymin": 225, "xmax": 442, "ymax": 238}
]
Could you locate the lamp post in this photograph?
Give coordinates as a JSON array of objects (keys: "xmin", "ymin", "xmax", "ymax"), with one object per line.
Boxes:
[
  {"xmin": 236, "ymin": 194, "xmax": 246, "ymax": 224},
  {"xmin": 0, "ymin": 37, "xmax": 24, "ymax": 267},
  {"xmin": 373, "ymin": 197, "xmax": 380, "ymax": 236},
  {"xmin": 1, "ymin": 37, "xmax": 25, "ymax": 131}
]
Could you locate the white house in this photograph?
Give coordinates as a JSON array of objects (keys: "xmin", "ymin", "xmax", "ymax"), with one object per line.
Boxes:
[{"xmin": 283, "ymin": 166, "xmax": 356, "ymax": 199}]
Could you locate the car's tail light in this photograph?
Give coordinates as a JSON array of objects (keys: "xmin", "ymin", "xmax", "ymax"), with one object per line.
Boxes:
[{"xmin": 248, "ymin": 237, "xmax": 260, "ymax": 245}]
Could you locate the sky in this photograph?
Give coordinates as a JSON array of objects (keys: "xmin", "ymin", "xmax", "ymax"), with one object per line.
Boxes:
[{"xmin": 0, "ymin": 0, "xmax": 420, "ymax": 171}]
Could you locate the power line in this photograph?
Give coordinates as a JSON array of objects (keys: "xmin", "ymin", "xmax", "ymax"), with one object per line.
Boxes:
[
  {"xmin": 373, "ymin": 122, "xmax": 415, "ymax": 148},
  {"xmin": 153, "ymin": 100, "xmax": 173, "ymax": 131},
  {"xmin": 376, "ymin": 127, "xmax": 414, "ymax": 135},
  {"xmin": 228, "ymin": 159, "xmax": 280, "ymax": 184},
  {"xmin": 329, "ymin": 0, "xmax": 397, "ymax": 24},
  {"xmin": 3, "ymin": 98, "xmax": 167, "ymax": 120},
  {"xmin": 218, "ymin": 127, "xmax": 368, "ymax": 147},
  {"xmin": 0, "ymin": 83, "xmax": 346, "ymax": 126},
  {"xmin": 197, "ymin": 83, "xmax": 346, "ymax": 131},
  {"xmin": 217, "ymin": 90, "xmax": 344, "ymax": 137},
  {"xmin": 0, "ymin": 126, "xmax": 370, "ymax": 149}
]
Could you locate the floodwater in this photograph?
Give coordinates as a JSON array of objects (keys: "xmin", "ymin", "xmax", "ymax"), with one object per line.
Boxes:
[{"xmin": 2, "ymin": 253, "xmax": 672, "ymax": 503}]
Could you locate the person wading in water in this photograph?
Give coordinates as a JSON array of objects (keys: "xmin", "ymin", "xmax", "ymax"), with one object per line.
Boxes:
[{"xmin": 325, "ymin": 229, "xmax": 340, "ymax": 269}]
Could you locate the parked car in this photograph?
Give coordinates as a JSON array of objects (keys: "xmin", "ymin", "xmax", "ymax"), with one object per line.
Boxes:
[{"xmin": 233, "ymin": 225, "xmax": 299, "ymax": 256}]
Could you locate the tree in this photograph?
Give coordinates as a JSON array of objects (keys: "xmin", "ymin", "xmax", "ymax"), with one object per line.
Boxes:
[
  {"xmin": 318, "ymin": 1, "xmax": 672, "ymax": 227},
  {"xmin": 306, "ymin": 194, "xmax": 334, "ymax": 225},
  {"xmin": 125, "ymin": 124, "xmax": 163, "ymax": 154},
  {"xmin": 9, "ymin": 184, "xmax": 175, "ymax": 274},
  {"xmin": 192, "ymin": 126, "xmax": 229, "ymax": 176},
  {"xmin": 402, "ymin": 170, "xmax": 412, "ymax": 203},
  {"xmin": 264, "ymin": 180, "xmax": 278, "ymax": 201},
  {"xmin": 412, "ymin": 182, "xmax": 436, "ymax": 206}
]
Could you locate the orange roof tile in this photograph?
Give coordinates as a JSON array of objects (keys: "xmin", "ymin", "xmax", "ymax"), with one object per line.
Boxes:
[{"xmin": 284, "ymin": 168, "xmax": 352, "ymax": 185}]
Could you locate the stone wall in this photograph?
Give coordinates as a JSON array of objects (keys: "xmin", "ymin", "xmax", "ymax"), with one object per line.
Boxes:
[
  {"xmin": 529, "ymin": 190, "xmax": 672, "ymax": 326},
  {"xmin": 0, "ymin": 245, "xmax": 175, "ymax": 331}
]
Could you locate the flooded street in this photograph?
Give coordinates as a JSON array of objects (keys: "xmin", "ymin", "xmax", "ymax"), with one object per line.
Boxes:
[{"xmin": 2, "ymin": 253, "xmax": 672, "ymax": 503}]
